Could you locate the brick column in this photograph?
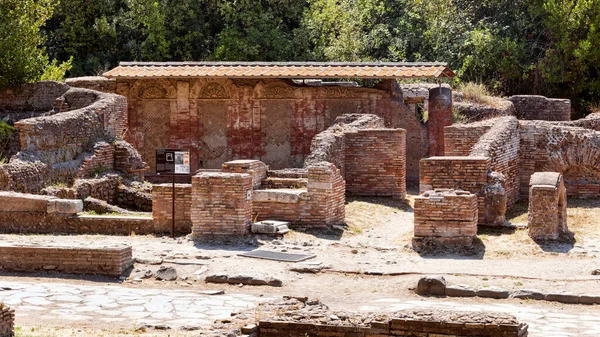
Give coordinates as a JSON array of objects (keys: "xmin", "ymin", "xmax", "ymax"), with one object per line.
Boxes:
[
  {"xmin": 191, "ymin": 172, "xmax": 253, "ymax": 237},
  {"xmin": 307, "ymin": 163, "xmax": 345, "ymax": 226},
  {"xmin": 428, "ymin": 87, "xmax": 452, "ymax": 156}
]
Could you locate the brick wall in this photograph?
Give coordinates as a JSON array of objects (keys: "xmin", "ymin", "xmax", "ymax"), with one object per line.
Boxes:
[
  {"xmin": 152, "ymin": 184, "xmax": 192, "ymax": 234},
  {"xmin": 253, "ymin": 162, "xmax": 345, "ymax": 227},
  {"xmin": 190, "ymin": 172, "xmax": 253, "ymax": 237},
  {"xmin": 508, "ymin": 95, "xmax": 571, "ymax": 121},
  {"xmin": 470, "ymin": 117, "xmax": 520, "ymax": 206},
  {"xmin": 0, "ymin": 191, "xmax": 154, "ymax": 235},
  {"xmin": 222, "ymin": 160, "xmax": 268, "ymax": 189},
  {"xmin": 420, "ymin": 157, "xmax": 490, "ymax": 224},
  {"xmin": 0, "ymin": 244, "xmax": 132, "ymax": 277},
  {"xmin": 444, "ymin": 119, "xmax": 495, "ymax": 156},
  {"xmin": 413, "ymin": 190, "xmax": 478, "ymax": 247},
  {"xmin": 0, "ymin": 303, "xmax": 14, "ymax": 337},
  {"xmin": 344, "ymin": 129, "xmax": 406, "ymax": 198},
  {"xmin": 78, "ymin": 141, "xmax": 115, "ymax": 178},
  {"xmin": 519, "ymin": 121, "xmax": 600, "ymax": 198}
]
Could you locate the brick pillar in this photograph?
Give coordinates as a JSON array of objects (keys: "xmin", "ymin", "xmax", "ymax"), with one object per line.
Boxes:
[
  {"xmin": 528, "ymin": 172, "xmax": 569, "ymax": 240},
  {"xmin": 428, "ymin": 87, "xmax": 452, "ymax": 156},
  {"xmin": 191, "ymin": 172, "xmax": 253, "ymax": 237},
  {"xmin": 307, "ymin": 162, "xmax": 345, "ymax": 226}
]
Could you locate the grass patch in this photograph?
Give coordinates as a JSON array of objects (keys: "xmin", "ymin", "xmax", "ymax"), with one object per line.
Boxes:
[
  {"xmin": 345, "ymin": 197, "xmax": 409, "ymax": 235},
  {"xmin": 456, "ymin": 82, "xmax": 500, "ymax": 107}
]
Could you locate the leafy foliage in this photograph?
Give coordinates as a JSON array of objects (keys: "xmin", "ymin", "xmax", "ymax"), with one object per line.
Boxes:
[
  {"xmin": 3, "ymin": 0, "xmax": 600, "ymax": 114},
  {"xmin": 0, "ymin": 0, "xmax": 71, "ymax": 88}
]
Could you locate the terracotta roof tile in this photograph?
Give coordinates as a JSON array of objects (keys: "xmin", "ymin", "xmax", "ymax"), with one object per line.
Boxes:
[{"xmin": 103, "ymin": 62, "xmax": 455, "ymax": 79}]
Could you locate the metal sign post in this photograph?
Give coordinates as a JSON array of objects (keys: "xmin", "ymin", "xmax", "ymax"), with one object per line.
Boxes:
[{"xmin": 156, "ymin": 149, "xmax": 190, "ymax": 238}]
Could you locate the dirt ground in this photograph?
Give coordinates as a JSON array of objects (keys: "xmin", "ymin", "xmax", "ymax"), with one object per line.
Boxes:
[{"xmin": 2, "ymin": 193, "xmax": 600, "ymax": 336}]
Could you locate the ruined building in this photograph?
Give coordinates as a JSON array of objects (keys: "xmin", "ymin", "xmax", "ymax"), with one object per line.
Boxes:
[{"xmin": 100, "ymin": 62, "xmax": 455, "ymax": 183}]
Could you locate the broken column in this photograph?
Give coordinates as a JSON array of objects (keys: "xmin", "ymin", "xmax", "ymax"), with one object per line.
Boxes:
[
  {"xmin": 427, "ymin": 87, "xmax": 453, "ymax": 156},
  {"xmin": 190, "ymin": 172, "xmax": 253, "ymax": 237},
  {"xmin": 413, "ymin": 189, "xmax": 478, "ymax": 251},
  {"xmin": 528, "ymin": 172, "xmax": 568, "ymax": 240}
]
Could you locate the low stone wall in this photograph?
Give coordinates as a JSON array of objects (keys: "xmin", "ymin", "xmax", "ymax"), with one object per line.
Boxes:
[
  {"xmin": 509, "ymin": 95, "xmax": 571, "ymax": 121},
  {"xmin": 344, "ymin": 129, "xmax": 406, "ymax": 198},
  {"xmin": 0, "ymin": 303, "xmax": 14, "ymax": 337},
  {"xmin": 191, "ymin": 172, "xmax": 253, "ymax": 237},
  {"xmin": 152, "ymin": 184, "xmax": 192, "ymax": 234},
  {"xmin": 0, "ymin": 243, "xmax": 132, "ymax": 276},
  {"xmin": 0, "ymin": 191, "xmax": 154, "ymax": 235},
  {"xmin": 413, "ymin": 189, "xmax": 478, "ymax": 249},
  {"xmin": 259, "ymin": 309, "xmax": 527, "ymax": 337},
  {"xmin": 116, "ymin": 185, "xmax": 152, "ymax": 212}
]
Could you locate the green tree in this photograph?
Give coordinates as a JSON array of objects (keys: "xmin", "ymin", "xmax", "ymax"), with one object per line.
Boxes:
[
  {"xmin": 0, "ymin": 0, "xmax": 71, "ymax": 88},
  {"xmin": 213, "ymin": 0, "xmax": 310, "ymax": 61}
]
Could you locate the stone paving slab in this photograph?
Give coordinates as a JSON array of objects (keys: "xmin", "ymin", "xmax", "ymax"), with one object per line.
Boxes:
[
  {"xmin": 362, "ymin": 298, "xmax": 600, "ymax": 337},
  {"xmin": 0, "ymin": 280, "xmax": 274, "ymax": 330}
]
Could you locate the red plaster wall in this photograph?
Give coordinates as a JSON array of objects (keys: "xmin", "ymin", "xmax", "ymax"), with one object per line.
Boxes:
[{"xmin": 116, "ymin": 78, "xmax": 427, "ymax": 181}]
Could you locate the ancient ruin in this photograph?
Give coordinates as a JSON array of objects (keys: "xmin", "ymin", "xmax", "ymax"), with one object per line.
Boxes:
[
  {"xmin": 0, "ymin": 61, "xmax": 599, "ymax": 337},
  {"xmin": 528, "ymin": 172, "xmax": 568, "ymax": 240}
]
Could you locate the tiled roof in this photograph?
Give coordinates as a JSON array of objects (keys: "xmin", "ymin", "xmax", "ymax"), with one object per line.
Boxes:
[{"xmin": 103, "ymin": 62, "xmax": 455, "ymax": 79}]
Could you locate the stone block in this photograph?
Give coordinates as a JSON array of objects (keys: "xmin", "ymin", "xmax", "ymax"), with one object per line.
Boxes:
[
  {"xmin": 445, "ymin": 284, "xmax": 476, "ymax": 297},
  {"xmin": 544, "ymin": 293, "xmax": 579, "ymax": 304},
  {"xmin": 476, "ymin": 287, "xmax": 509, "ymax": 299},
  {"xmin": 251, "ymin": 220, "xmax": 290, "ymax": 235},
  {"xmin": 47, "ymin": 199, "xmax": 83, "ymax": 214},
  {"xmin": 416, "ymin": 276, "xmax": 446, "ymax": 296},
  {"xmin": 509, "ymin": 289, "xmax": 544, "ymax": 300},
  {"xmin": 579, "ymin": 295, "xmax": 600, "ymax": 305}
]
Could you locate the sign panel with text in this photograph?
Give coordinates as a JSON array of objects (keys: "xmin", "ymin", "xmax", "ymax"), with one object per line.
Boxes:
[{"xmin": 156, "ymin": 149, "xmax": 190, "ymax": 175}]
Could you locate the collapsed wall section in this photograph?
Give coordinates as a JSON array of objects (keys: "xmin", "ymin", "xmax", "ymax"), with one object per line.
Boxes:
[{"xmin": 519, "ymin": 120, "xmax": 600, "ymax": 198}]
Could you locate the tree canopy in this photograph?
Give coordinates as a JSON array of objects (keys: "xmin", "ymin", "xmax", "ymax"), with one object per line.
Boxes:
[{"xmin": 2, "ymin": 0, "xmax": 599, "ymax": 114}]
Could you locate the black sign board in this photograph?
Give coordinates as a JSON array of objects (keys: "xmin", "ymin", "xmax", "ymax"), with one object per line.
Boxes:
[{"xmin": 156, "ymin": 149, "xmax": 190, "ymax": 175}]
